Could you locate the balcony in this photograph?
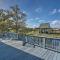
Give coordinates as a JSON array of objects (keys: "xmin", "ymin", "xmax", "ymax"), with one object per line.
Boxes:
[{"xmin": 0, "ymin": 33, "xmax": 60, "ymax": 60}]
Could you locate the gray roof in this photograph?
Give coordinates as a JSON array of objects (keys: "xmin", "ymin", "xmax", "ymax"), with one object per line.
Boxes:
[{"xmin": 40, "ymin": 23, "xmax": 50, "ymax": 28}]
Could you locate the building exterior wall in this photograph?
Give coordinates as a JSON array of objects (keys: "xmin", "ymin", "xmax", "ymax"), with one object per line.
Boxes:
[
  {"xmin": 39, "ymin": 28, "xmax": 60, "ymax": 34},
  {"xmin": 39, "ymin": 23, "xmax": 60, "ymax": 34},
  {"xmin": 40, "ymin": 23, "xmax": 50, "ymax": 28}
]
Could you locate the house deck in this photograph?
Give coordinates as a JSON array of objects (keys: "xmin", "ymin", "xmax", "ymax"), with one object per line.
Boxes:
[{"xmin": 0, "ymin": 40, "xmax": 60, "ymax": 60}]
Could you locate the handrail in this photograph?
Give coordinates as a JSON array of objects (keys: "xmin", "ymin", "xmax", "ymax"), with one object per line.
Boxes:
[
  {"xmin": 0, "ymin": 32, "xmax": 60, "ymax": 53},
  {"xmin": 18, "ymin": 34, "xmax": 60, "ymax": 53}
]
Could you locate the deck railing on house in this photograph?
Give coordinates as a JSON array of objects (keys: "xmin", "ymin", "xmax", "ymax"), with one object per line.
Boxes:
[
  {"xmin": 18, "ymin": 34, "xmax": 60, "ymax": 53},
  {"xmin": 0, "ymin": 32, "xmax": 60, "ymax": 53}
]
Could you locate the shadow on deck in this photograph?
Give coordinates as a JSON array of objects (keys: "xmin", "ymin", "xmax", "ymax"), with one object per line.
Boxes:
[{"xmin": 0, "ymin": 42, "xmax": 44, "ymax": 60}]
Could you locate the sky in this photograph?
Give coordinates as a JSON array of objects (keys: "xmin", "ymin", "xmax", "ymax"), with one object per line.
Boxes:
[{"xmin": 0, "ymin": 0, "xmax": 60, "ymax": 28}]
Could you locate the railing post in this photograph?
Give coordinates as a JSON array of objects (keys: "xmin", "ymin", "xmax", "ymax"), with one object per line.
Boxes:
[
  {"xmin": 22, "ymin": 35, "xmax": 27, "ymax": 46},
  {"xmin": 59, "ymin": 40, "xmax": 60, "ymax": 52},
  {"xmin": 33, "ymin": 37, "xmax": 35, "ymax": 48},
  {"xmin": 25, "ymin": 36, "xmax": 28, "ymax": 43},
  {"xmin": 42, "ymin": 37, "xmax": 46, "ymax": 48},
  {"xmin": 38, "ymin": 37, "xmax": 39, "ymax": 45}
]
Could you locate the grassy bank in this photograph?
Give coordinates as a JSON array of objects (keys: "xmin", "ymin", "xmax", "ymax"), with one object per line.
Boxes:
[{"xmin": 25, "ymin": 30, "xmax": 60, "ymax": 38}]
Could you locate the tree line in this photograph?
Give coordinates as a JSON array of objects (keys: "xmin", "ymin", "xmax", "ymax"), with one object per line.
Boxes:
[{"xmin": 0, "ymin": 5, "xmax": 26, "ymax": 34}]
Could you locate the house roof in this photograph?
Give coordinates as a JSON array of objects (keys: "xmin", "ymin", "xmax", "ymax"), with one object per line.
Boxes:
[{"xmin": 40, "ymin": 23, "xmax": 50, "ymax": 28}]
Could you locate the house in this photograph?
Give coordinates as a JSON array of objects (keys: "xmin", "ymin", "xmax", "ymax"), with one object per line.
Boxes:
[
  {"xmin": 39, "ymin": 23, "xmax": 51, "ymax": 33},
  {"xmin": 39, "ymin": 23, "xmax": 60, "ymax": 34},
  {"xmin": 40, "ymin": 23, "xmax": 50, "ymax": 28}
]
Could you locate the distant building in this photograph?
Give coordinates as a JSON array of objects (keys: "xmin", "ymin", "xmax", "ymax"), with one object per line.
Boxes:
[
  {"xmin": 40, "ymin": 23, "xmax": 50, "ymax": 28},
  {"xmin": 50, "ymin": 28, "xmax": 60, "ymax": 34},
  {"xmin": 39, "ymin": 23, "xmax": 51, "ymax": 33},
  {"xmin": 39, "ymin": 23, "xmax": 60, "ymax": 34}
]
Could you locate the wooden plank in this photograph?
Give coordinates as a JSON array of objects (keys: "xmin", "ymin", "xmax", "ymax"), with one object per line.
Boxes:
[
  {"xmin": 53, "ymin": 52, "xmax": 57, "ymax": 60},
  {"xmin": 56, "ymin": 53, "xmax": 60, "ymax": 60},
  {"xmin": 47, "ymin": 52, "xmax": 55, "ymax": 60},
  {"xmin": 42, "ymin": 50, "xmax": 52, "ymax": 60}
]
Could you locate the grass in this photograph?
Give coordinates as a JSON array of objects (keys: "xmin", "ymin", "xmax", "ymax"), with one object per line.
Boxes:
[{"xmin": 25, "ymin": 30, "xmax": 60, "ymax": 38}]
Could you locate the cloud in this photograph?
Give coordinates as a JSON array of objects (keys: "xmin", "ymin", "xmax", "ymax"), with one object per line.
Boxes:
[
  {"xmin": 58, "ymin": 9, "xmax": 60, "ymax": 13},
  {"xmin": 26, "ymin": 18, "xmax": 40, "ymax": 28},
  {"xmin": 26, "ymin": 17, "xmax": 60, "ymax": 28},
  {"xmin": 50, "ymin": 20, "xmax": 60, "ymax": 28},
  {"xmin": 28, "ymin": 18, "xmax": 33, "ymax": 21},
  {"xmin": 50, "ymin": 9, "xmax": 57, "ymax": 15},
  {"xmin": 26, "ymin": 17, "xmax": 47, "ymax": 28},
  {"xmin": 35, "ymin": 8, "xmax": 42, "ymax": 13},
  {"xmin": 28, "ymin": 24, "xmax": 39, "ymax": 28},
  {"xmin": 35, "ymin": 17, "xmax": 40, "ymax": 20},
  {"xmin": 28, "ymin": 17, "xmax": 40, "ymax": 21},
  {"xmin": 50, "ymin": 9, "xmax": 60, "ymax": 15},
  {"xmin": 23, "ymin": 11, "xmax": 27, "ymax": 14}
]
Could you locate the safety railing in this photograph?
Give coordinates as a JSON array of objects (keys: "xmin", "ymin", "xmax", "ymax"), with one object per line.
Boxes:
[
  {"xmin": 0, "ymin": 32, "xmax": 60, "ymax": 53},
  {"xmin": 18, "ymin": 34, "xmax": 60, "ymax": 53},
  {"xmin": 0, "ymin": 32, "xmax": 18, "ymax": 40}
]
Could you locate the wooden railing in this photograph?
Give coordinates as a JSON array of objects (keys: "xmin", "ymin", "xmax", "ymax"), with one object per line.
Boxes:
[
  {"xmin": 0, "ymin": 32, "xmax": 60, "ymax": 53},
  {"xmin": 18, "ymin": 34, "xmax": 60, "ymax": 53}
]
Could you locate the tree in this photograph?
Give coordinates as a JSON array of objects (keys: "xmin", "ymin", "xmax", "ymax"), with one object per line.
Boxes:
[
  {"xmin": 0, "ymin": 9, "xmax": 5, "ymax": 21},
  {"xmin": 0, "ymin": 5, "xmax": 26, "ymax": 33},
  {"xmin": 10, "ymin": 5, "xmax": 26, "ymax": 33},
  {"xmin": 0, "ymin": 9, "xmax": 7, "ymax": 33},
  {"xmin": 0, "ymin": 9, "xmax": 13, "ymax": 33}
]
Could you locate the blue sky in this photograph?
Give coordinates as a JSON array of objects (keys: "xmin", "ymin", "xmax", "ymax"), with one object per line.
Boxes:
[{"xmin": 0, "ymin": 0, "xmax": 60, "ymax": 28}]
